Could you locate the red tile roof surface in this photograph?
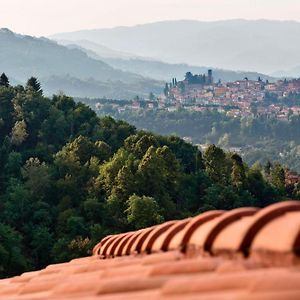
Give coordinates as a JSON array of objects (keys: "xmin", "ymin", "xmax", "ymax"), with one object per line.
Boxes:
[{"xmin": 1, "ymin": 201, "xmax": 300, "ymax": 299}]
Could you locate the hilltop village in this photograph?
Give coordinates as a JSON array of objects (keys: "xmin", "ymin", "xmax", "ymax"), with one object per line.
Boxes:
[
  {"xmin": 93, "ymin": 70, "xmax": 300, "ymax": 120},
  {"xmin": 163, "ymin": 70, "xmax": 300, "ymax": 119}
]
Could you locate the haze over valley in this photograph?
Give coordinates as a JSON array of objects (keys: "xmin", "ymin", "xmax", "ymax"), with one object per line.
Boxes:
[
  {"xmin": 3, "ymin": 20, "xmax": 294, "ymax": 98},
  {"xmin": 51, "ymin": 19, "xmax": 300, "ymax": 76}
]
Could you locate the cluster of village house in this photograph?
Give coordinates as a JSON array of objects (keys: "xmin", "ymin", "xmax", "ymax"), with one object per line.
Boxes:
[
  {"xmin": 94, "ymin": 71, "xmax": 300, "ymax": 120},
  {"xmin": 285, "ymin": 170, "xmax": 300, "ymax": 186},
  {"xmin": 163, "ymin": 70, "xmax": 300, "ymax": 119}
]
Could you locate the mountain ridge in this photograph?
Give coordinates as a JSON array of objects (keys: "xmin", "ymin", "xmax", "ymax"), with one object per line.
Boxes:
[
  {"xmin": 0, "ymin": 28, "xmax": 163, "ymax": 98},
  {"xmin": 50, "ymin": 19, "xmax": 300, "ymax": 76},
  {"xmin": 57, "ymin": 37, "xmax": 276, "ymax": 82}
]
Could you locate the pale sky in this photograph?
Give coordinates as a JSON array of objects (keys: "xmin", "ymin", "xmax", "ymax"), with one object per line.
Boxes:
[{"xmin": 1, "ymin": 0, "xmax": 300, "ymax": 36}]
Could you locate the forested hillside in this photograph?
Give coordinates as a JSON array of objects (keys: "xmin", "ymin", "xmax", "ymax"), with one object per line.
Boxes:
[
  {"xmin": 0, "ymin": 28, "xmax": 162, "ymax": 98},
  {"xmin": 0, "ymin": 74, "xmax": 296, "ymax": 278},
  {"xmin": 98, "ymin": 108, "xmax": 300, "ymax": 172}
]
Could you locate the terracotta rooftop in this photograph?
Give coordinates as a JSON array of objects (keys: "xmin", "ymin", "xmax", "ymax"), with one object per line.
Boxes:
[{"xmin": 1, "ymin": 201, "xmax": 300, "ymax": 299}]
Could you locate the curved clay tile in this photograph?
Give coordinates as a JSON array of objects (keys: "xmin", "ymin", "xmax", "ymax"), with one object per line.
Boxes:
[
  {"xmin": 105, "ymin": 232, "xmax": 134, "ymax": 257},
  {"xmin": 99, "ymin": 234, "xmax": 123, "ymax": 256},
  {"xmin": 121, "ymin": 229, "xmax": 145, "ymax": 256},
  {"xmin": 129, "ymin": 226, "xmax": 158, "ymax": 255},
  {"xmin": 188, "ymin": 208, "xmax": 257, "ymax": 254},
  {"xmin": 140, "ymin": 220, "xmax": 179, "ymax": 253},
  {"xmin": 238, "ymin": 201, "xmax": 300, "ymax": 256},
  {"xmin": 114, "ymin": 231, "xmax": 136, "ymax": 257},
  {"xmin": 251, "ymin": 211, "xmax": 300, "ymax": 255},
  {"xmin": 203, "ymin": 207, "xmax": 258, "ymax": 253},
  {"xmin": 178, "ymin": 210, "xmax": 225, "ymax": 251},
  {"xmin": 211, "ymin": 215, "xmax": 256, "ymax": 256},
  {"xmin": 294, "ymin": 230, "xmax": 300, "ymax": 256},
  {"xmin": 92, "ymin": 235, "xmax": 113, "ymax": 255},
  {"xmin": 151, "ymin": 218, "xmax": 191, "ymax": 252}
]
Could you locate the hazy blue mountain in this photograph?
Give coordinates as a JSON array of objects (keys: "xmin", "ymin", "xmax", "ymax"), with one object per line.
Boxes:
[
  {"xmin": 59, "ymin": 39, "xmax": 275, "ymax": 82},
  {"xmin": 50, "ymin": 20, "xmax": 300, "ymax": 75},
  {"xmin": 41, "ymin": 75, "xmax": 163, "ymax": 99},
  {"xmin": 0, "ymin": 28, "xmax": 144, "ymax": 83},
  {"xmin": 57, "ymin": 39, "xmax": 138, "ymax": 59},
  {"xmin": 0, "ymin": 28, "xmax": 163, "ymax": 98},
  {"xmin": 272, "ymin": 66, "xmax": 300, "ymax": 78},
  {"xmin": 101, "ymin": 57, "xmax": 275, "ymax": 82}
]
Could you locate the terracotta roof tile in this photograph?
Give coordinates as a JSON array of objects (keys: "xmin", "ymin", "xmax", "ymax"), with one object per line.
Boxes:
[
  {"xmin": 120, "ymin": 229, "xmax": 145, "ymax": 256},
  {"xmin": 151, "ymin": 218, "xmax": 190, "ymax": 252},
  {"xmin": 1, "ymin": 201, "xmax": 300, "ymax": 299},
  {"xmin": 93, "ymin": 235, "xmax": 113, "ymax": 255},
  {"xmin": 105, "ymin": 232, "xmax": 133, "ymax": 257},
  {"xmin": 129, "ymin": 226, "xmax": 158, "ymax": 255},
  {"xmin": 113, "ymin": 231, "xmax": 136, "ymax": 256},
  {"xmin": 141, "ymin": 220, "xmax": 178, "ymax": 253},
  {"xmin": 176, "ymin": 210, "xmax": 224, "ymax": 251},
  {"xmin": 252, "ymin": 211, "xmax": 300, "ymax": 253},
  {"xmin": 238, "ymin": 201, "xmax": 300, "ymax": 256}
]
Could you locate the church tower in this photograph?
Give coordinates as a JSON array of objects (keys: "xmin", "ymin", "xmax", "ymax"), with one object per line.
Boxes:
[{"xmin": 207, "ymin": 69, "xmax": 213, "ymax": 84}]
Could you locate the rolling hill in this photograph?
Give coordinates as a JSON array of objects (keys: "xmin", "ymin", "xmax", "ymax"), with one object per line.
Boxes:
[
  {"xmin": 50, "ymin": 19, "xmax": 300, "ymax": 76},
  {"xmin": 0, "ymin": 28, "xmax": 163, "ymax": 98},
  {"xmin": 59, "ymin": 39, "xmax": 275, "ymax": 82}
]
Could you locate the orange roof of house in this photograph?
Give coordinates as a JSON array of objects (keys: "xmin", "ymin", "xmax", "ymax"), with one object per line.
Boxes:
[{"xmin": 1, "ymin": 201, "xmax": 300, "ymax": 299}]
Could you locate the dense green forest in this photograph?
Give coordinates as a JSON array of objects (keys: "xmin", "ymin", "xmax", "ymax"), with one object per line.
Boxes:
[
  {"xmin": 0, "ymin": 74, "xmax": 297, "ymax": 278},
  {"xmin": 98, "ymin": 107, "xmax": 300, "ymax": 172}
]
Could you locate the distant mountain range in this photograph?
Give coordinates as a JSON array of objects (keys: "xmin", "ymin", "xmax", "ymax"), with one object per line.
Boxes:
[
  {"xmin": 59, "ymin": 39, "xmax": 275, "ymax": 82},
  {"xmin": 0, "ymin": 28, "xmax": 162, "ymax": 98},
  {"xmin": 51, "ymin": 19, "xmax": 300, "ymax": 76},
  {"xmin": 57, "ymin": 39, "xmax": 139, "ymax": 59},
  {"xmin": 1, "ymin": 22, "xmax": 292, "ymax": 99},
  {"xmin": 272, "ymin": 65, "xmax": 300, "ymax": 78},
  {"xmin": 41, "ymin": 75, "xmax": 163, "ymax": 99}
]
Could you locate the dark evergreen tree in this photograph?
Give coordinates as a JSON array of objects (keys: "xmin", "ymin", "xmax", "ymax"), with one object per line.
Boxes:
[
  {"xmin": 26, "ymin": 77, "xmax": 42, "ymax": 94},
  {"xmin": 0, "ymin": 73, "xmax": 9, "ymax": 87}
]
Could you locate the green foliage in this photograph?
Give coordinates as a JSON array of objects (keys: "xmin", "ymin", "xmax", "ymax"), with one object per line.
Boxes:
[
  {"xmin": 126, "ymin": 195, "xmax": 164, "ymax": 229},
  {"xmin": 0, "ymin": 87, "xmax": 14, "ymax": 140},
  {"xmin": 22, "ymin": 158, "xmax": 51, "ymax": 197},
  {"xmin": 106, "ymin": 109, "xmax": 300, "ymax": 173},
  {"xmin": 26, "ymin": 77, "xmax": 42, "ymax": 94},
  {"xmin": 4, "ymin": 151, "xmax": 22, "ymax": 178},
  {"xmin": 0, "ymin": 223, "xmax": 28, "ymax": 277},
  {"xmin": 270, "ymin": 163, "xmax": 286, "ymax": 193},
  {"xmin": 204, "ymin": 145, "xmax": 230, "ymax": 185},
  {"xmin": 231, "ymin": 153, "xmax": 246, "ymax": 189},
  {"xmin": 51, "ymin": 237, "xmax": 91, "ymax": 263},
  {"xmin": 202, "ymin": 184, "xmax": 243, "ymax": 210},
  {"xmin": 30, "ymin": 226, "xmax": 54, "ymax": 269}
]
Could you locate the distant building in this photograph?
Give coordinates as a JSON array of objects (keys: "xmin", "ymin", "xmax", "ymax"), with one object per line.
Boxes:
[
  {"xmin": 285, "ymin": 170, "xmax": 300, "ymax": 185},
  {"xmin": 161, "ymin": 73, "xmax": 300, "ymax": 120},
  {"xmin": 207, "ymin": 69, "xmax": 213, "ymax": 85}
]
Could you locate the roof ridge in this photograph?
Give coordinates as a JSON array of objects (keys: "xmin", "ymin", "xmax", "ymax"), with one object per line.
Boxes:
[
  {"xmin": 93, "ymin": 201, "xmax": 300, "ymax": 267},
  {"xmin": 1, "ymin": 201, "xmax": 300, "ymax": 300}
]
